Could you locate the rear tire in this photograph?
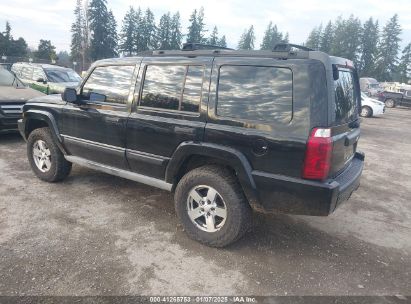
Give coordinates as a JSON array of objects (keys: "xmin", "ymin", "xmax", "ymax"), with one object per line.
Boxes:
[
  {"xmin": 174, "ymin": 165, "xmax": 252, "ymax": 247},
  {"xmin": 385, "ymin": 99, "xmax": 395, "ymax": 108},
  {"xmin": 27, "ymin": 127, "xmax": 72, "ymax": 182},
  {"xmin": 360, "ymin": 106, "xmax": 372, "ymax": 117}
]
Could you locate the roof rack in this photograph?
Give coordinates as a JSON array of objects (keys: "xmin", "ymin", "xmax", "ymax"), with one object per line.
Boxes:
[
  {"xmin": 273, "ymin": 43, "xmax": 314, "ymax": 52},
  {"xmin": 182, "ymin": 42, "xmax": 234, "ymax": 51}
]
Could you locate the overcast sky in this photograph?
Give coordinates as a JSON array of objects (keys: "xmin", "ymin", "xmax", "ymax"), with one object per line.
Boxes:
[{"xmin": 0, "ymin": 0, "xmax": 410, "ymax": 53}]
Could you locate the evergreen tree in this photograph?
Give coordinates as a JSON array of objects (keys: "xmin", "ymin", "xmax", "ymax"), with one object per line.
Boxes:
[
  {"xmin": 260, "ymin": 22, "xmax": 286, "ymax": 50},
  {"xmin": 71, "ymin": 0, "xmax": 84, "ymax": 69},
  {"xmin": 208, "ymin": 26, "xmax": 219, "ymax": 45},
  {"xmin": 88, "ymin": 0, "xmax": 117, "ymax": 60},
  {"xmin": 375, "ymin": 14, "xmax": 402, "ymax": 81},
  {"xmin": 107, "ymin": 10, "xmax": 118, "ymax": 57},
  {"xmin": 186, "ymin": 7, "xmax": 206, "ymax": 43},
  {"xmin": 359, "ymin": 18, "xmax": 379, "ymax": 76},
  {"xmin": 35, "ymin": 40, "xmax": 57, "ymax": 61},
  {"xmin": 132, "ymin": 7, "xmax": 144, "ymax": 53},
  {"xmin": 119, "ymin": 6, "xmax": 136, "ymax": 55},
  {"xmin": 218, "ymin": 35, "xmax": 227, "ymax": 48},
  {"xmin": 8, "ymin": 37, "xmax": 27, "ymax": 57},
  {"xmin": 157, "ymin": 13, "xmax": 172, "ymax": 49},
  {"xmin": 331, "ymin": 15, "xmax": 362, "ymax": 66},
  {"xmin": 170, "ymin": 12, "xmax": 182, "ymax": 50},
  {"xmin": 140, "ymin": 8, "xmax": 156, "ymax": 51},
  {"xmin": 237, "ymin": 25, "xmax": 255, "ymax": 50},
  {"xmin": 320, "ymin": 21, "xmax": 333, "ymax": 53},
  {"xmin": 306, "ymin": 25, "xmax": 322, "ymax": 50},
  {"xmin": 283, "ymin": 32, "xmax": 289, "ymax": 43},
  {"xmin": 398, "ymin": 43, "xmax": 411, "ymax": 83}
]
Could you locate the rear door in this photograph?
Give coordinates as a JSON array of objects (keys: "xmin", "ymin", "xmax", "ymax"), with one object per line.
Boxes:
[
  {"xmin": 125, "ymin": 56, "xmax": 212, "ymax": 179},
  {"xmin": 329, "ymin": 66, "xmax": 361, "ymax": 177}
]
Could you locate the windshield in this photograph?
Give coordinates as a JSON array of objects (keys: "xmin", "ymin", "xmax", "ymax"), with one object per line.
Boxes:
[
  {"xmin": 334, "ymin": 69, "xmax": 359, "ymax": 124},
  {"xmin": 0, "ymin": 67, "xmax": 25, "ymax": 87},
  {"xmin": 44, "ymin": 68, "xmax": 81, "ymax": 83},
  {"xmin": 369, "ymin": 83, "xmax": 380, "ymax": 89}
]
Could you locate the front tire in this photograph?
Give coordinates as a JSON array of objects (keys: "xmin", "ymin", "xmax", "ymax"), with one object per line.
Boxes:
[
  {"xmin": 27, "ymin": 127, "xmax": 72, "ymax": 182},
  {"xmin": 174, "ymin": 165, "xmax": 252, "ymax": 247}
]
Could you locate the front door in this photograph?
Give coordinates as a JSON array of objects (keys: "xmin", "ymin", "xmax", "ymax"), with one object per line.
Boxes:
[{"xmin": 61, "ymin": 64, "xmax": 137, "ymax": 169}]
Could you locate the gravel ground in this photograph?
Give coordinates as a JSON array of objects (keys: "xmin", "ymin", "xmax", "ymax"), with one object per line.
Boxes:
[{"xmin": 0, "ymin": 108, "xmax": 410, "ymax": 296}]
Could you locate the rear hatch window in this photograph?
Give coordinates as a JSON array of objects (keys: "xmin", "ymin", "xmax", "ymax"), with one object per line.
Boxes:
[
  {"xmin": 329, "ymin": 67, "xmax": 361, "ymax": 177},
  {"xmin": 334, "ymin": 68, "xmax": 359, "ymax": 124}
]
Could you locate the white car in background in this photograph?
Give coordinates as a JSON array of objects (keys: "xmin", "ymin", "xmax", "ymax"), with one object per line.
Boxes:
[{"xmin": 360, "ymin": 92, "xmax": 385, "ymax": 117}]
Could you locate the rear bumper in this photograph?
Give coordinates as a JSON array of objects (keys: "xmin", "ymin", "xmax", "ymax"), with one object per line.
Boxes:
[{"xmin": 251, "ymin": 152, "xmax": 365, "ymax": 216}]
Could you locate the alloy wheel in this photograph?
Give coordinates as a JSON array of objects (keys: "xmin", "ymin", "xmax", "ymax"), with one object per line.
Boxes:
[{"xmin": 186, "ymin": 185, "xmax": 227, "ymax": 233}]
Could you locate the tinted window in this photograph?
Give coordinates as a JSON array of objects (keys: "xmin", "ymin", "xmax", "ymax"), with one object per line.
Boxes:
[
  {"xmin": 217, "ymin": 65, "xmax": 292, "ymax": 122},
  {"xmin": 82, "ymin": 65, "xmax": 135, "ymax": 104},
  {"xmin": 141, "ymin": 65, "xmax": 185, "ymax": 110},
  {"xmin": 141, "ymin": 65, "xmax": 204, "ymax": 112},
  {"xmin": 334, "ymin": 70, "xmax": 358, "ymax": 124},
  {"xmin": 182, "ymin": 66, "xmax": 204, "ymax": 112}
]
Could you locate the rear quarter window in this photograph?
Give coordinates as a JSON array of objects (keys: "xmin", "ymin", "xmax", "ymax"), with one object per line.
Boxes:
[{"xmin": 216, "ymin": 65, "xmax": 293, "ymax": 123}]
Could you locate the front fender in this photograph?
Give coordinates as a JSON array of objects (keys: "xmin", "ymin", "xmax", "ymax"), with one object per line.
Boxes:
[{"xmin": 22, "ymin": 109, "xmax": 67, "ymax": 154}]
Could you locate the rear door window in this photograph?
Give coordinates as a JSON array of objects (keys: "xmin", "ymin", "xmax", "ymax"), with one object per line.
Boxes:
[
  {"xmin": 334, "ymin": 69, "xmax": 359, "ymax": 124},
  {"xmin": 140, "ymin": 65, "xmax": 204, "ymax": 113},
  {"xmin": 216, "ymin": 65, "xmax": 293, "ymax": 123}
]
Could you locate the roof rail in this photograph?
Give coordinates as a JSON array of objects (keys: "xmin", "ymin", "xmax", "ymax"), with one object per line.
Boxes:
[
  {"xmin": 273, "ymin": 43, "xmax": 314, "ymax": 52},
  {"xmin": 182, "ymin": 42, "xmax": 234, "ymax": 51}
]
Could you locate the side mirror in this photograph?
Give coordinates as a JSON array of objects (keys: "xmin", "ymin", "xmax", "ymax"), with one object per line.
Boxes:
[
  {"xmin": 62, "ymin": 87, "xmax": 78, "ymax": 103},
  {"xmin": 37, "ymin": 78, "xmax": 47, "ymax": 84}
]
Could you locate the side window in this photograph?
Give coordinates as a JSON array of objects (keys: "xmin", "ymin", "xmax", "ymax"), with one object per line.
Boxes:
[
  {"xmin": 140, "ymin": 64, "xmax": 204, "ymax": 112},
  {"xmin": 21, "ymin": 67, "xmax": 33, "ymax": 80},
  {"xmin": 32, "ymin": 68, "xmax": 45, "ymax": 81},
  {"xmin": 217, "ymin": 65, "xmax": 293, "ymax": 123},
  {"xmin": 182, "ymin": 66, "xmax": 203, "ymax": 112},
  {"xmin": 82, "ymin": 65, "xmax": 135, "ymax": 104}
]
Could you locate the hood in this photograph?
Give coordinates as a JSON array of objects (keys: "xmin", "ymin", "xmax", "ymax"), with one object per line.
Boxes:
[
  {"xmin": 27, "ymin": 94, "xmax": 65, "ymax": 105},
  {"xmin": 0, "ymin": 86, "xmax": 45, "ymax": 103}
]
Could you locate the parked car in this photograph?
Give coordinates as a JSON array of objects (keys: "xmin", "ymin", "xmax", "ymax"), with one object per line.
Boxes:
[
  {"xmin": 360, "ymin": 77, "xmax": 381, "ymax": 97},
  {"xmin": 18, "ymin": 43, "xmax": 364, "ymax": 247},
  {"xmin": 0, "ymin": 67, "xmax": 44, "ymax": 133},
  {"xmin": 360, "ymin": 92, "xmax": 385, "ymax": 117},
  {"xmin": 11, "ymin": 62, "xmax": 81, "ymax": 95},
  {"xmin": 379, "ymin": 90, "xmax": 411, "ymax": 108}
]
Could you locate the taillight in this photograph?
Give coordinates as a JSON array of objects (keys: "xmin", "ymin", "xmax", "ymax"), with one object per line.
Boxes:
[{"xmin": 302, "ymin": 128, "xmax": 332, "ymax": 181}]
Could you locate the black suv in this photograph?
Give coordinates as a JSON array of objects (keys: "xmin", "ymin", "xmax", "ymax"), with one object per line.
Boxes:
[{"xmin": 18, "ymin": 44, "xmax": 364, "ymax": 247}]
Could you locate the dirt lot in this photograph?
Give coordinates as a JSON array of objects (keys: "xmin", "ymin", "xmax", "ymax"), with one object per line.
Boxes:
[{"xmin": 0, "ymin": 108, "xmax": 410, "ymax": 296}]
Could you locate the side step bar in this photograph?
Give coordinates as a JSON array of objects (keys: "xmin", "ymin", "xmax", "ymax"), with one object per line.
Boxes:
[{"xmin": 65, "ymin": 155, "xmax": 173, "ymax": 191}]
